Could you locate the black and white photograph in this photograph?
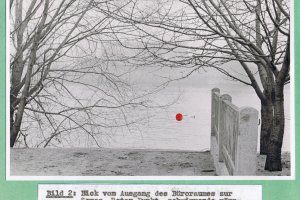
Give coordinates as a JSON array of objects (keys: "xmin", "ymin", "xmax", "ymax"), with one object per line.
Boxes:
[{"xmin": 8, "ymin": 0, "xmax": 292, "ymax": 178}]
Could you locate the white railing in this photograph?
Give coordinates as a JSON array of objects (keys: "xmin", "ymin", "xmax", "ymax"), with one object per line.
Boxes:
[{"xmin": 211, "ymin": 88, "xmax": 258, "ymax": 175}]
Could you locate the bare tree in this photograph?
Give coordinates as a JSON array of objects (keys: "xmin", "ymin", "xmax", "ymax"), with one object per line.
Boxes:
[
  {"xmin": 105, "ymin": 0, "xmax": 290, "ymax": 171},
  {"xmin": 10, "ymin": 0, "xmax": 157, "ymax": 148}
]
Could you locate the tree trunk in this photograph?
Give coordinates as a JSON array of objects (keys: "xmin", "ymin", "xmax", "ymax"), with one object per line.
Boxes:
[
  {"xmin": 10, "ymin": 122, "xmax": 20, "ymax": 147},
  {"xmin": 10, "ymin": 90, "xmax": 27, "ymax": 147},
  {"xmin": 10, "ymin": 95, "xmax": 16, "ymax": 147},
  {"xmin": 10, "ymin": 0, "xmax": 50, "ymax": 148},
  {"xmin": 260, "ymin": 101, "xmax": 273, "ymax": 155},
  {"xmin": 265, "ymin": 85, "xmax": 284, "ymax": 171}
]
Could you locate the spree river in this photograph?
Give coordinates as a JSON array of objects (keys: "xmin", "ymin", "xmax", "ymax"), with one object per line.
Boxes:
[{"xmin": 89, "ymin": 82, "xmax": 291, "ymax": 152}]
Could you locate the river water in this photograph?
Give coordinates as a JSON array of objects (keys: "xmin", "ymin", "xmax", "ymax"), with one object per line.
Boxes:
[
  {"xmin": 23, "ymin": 71, "xmax": 291, "ymax": 152},
  {"xmin": 92, "ymin": 82, "xmax": 291, "ymax": 152}
]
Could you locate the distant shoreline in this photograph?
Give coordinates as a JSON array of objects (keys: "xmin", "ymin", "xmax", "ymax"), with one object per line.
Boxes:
[
  {"xmin": 10, "ymin": 146, "xmax": 291, "ymax": 153},
  {"xmin": 11, "ymin": 147, "xmax": 211, "ymax": 153}
]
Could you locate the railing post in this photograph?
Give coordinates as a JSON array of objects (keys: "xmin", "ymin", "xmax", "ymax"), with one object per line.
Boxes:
[
  {"xmin": 211, "ymin": 88, "xmax": 220, "ymax": 137},
  {"xmin": 218, "ymin": 94, "xmax": 232, "ymax": 162},
  {"xmin": 235, "ymin": 107, "xmax": 259, "ymax": 175}
]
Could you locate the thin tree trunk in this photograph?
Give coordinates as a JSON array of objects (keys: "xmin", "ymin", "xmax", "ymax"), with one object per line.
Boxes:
[
  {"xmin": 10, "ymin": 94, "xmax": 16, "ymax": 147},
  {"xmin": 10, "ymin": 0, "xmax": 50, "ymax": 148},
  {"xmin": 260, "ymin": 100, "xmax": 273, "ymax": 155},
  {"xmin": 10, "ymin": 67, "xmax": 32, "ymax": 147},
  {"xmin": 10, "ymin": 115, "xmax": 22, "ymax": 147},
  {"xmin": 265, "ymin": 85, "xmax": 285, "ymax": 171}
]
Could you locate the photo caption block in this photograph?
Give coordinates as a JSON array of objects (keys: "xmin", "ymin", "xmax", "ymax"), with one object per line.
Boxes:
[{"xmin": 38, "ymin": 184, "xmax": 262, "ymax": 200}]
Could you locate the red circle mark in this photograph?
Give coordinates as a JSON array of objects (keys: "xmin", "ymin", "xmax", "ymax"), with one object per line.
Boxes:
[{"xmin": 176, "ymin": 113, "xmax": 183, "ymax": 121}]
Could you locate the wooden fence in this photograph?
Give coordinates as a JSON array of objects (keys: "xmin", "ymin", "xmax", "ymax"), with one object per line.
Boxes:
[{"xmin": 211, "ymin": 88, "xmax": 258, "ymax": 175}]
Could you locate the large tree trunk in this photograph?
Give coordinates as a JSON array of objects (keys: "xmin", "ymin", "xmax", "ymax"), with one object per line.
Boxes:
[
  {"xmin": 260, "ymin": 101, "xmax": 273, "ymax": 155},
  {"xmin": 265, "ymin": 85, "xmax": 285, "ymax": 171}
]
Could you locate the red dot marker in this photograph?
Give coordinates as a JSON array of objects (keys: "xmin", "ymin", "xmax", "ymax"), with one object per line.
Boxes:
[{"xmin": 176, "ymin": 113, "xmax": 183, "ymax": 121}]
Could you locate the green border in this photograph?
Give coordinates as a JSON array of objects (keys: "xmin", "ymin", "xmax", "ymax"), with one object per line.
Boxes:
[{"xmin": 0, "ymin": 0, "xmax": 299, "ymax": 200}]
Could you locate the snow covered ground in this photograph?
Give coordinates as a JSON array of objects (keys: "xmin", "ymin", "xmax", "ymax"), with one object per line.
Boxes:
[
  {"xmin": 10, "ymin": 148, "xmax": 290, "ymax": 177},
  {"xmin": 10, "ymin": 148, "xmax": 216, "ymax": 176}
]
